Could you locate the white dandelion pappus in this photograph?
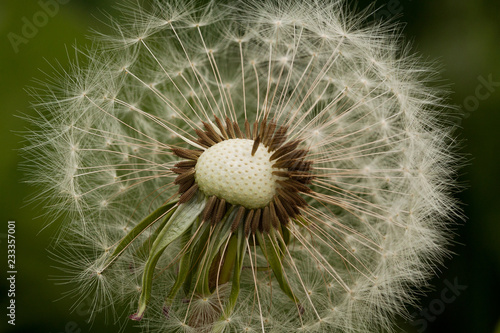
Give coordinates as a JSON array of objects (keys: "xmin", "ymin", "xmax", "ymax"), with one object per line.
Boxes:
[{"xmin": 24, "ymin": 0, "xmax": 460, "ymax": 332}]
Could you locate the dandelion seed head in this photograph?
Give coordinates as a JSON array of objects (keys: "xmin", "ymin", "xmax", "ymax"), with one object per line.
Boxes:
[{"xmin": 23, "ymin": 0, "xmax": 461, "ymax": 332}]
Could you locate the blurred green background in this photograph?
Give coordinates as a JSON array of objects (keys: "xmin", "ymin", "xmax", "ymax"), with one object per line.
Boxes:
[{"xmin": 0, "ymin": 0, "xmax": 499, "ymax": 332}]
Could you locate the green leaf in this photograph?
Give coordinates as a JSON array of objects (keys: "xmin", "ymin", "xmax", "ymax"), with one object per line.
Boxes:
[
  {"xmin": 130, "ymin": 194, "xmax": 206, "ymax": 320},
  {"xmin": 256, "ymin": 230, "xmax": 298, "ymax": 304},
  {"xmin": 163, "ymin": 222, "xmax": 195, "ymax": 309},
  {"xmin": 196, "ymin": 208, "xmax": 234, "ymax": 295},
  {"xmin": 277, "ymin": 223, "xmax": 291, "ymax": 255},
  {"xmin": 213, "ymin": 225, "xmax": 247, "ymax": 333},
  {"xmin": 218, "ymin": 234, "xmax": 238, "ymax": 285},
  {"xmin": 133, "ymin": 214, "xmax": 170, "ymax": 257},
  {"xmin": 224, "ymin": 225, "xmax": 246, "ymax": 317},
  {"xmin": 183, "ymin": 221, "xmax": 211, "ymax": 296},
  {"xmin": 103, "ymin": 200, "xmax": 177, "ymax": 271}
]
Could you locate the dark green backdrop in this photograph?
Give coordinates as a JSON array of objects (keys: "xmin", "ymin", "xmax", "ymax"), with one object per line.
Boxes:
[{"xmin": 1, "ymin": 1, "xmax": 499, "ymax": 332}]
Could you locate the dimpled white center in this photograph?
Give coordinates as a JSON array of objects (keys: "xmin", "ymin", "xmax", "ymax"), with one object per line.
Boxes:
[{"xmin": 195, "ymin": 139, "xmax": 280, "ymax": 209}]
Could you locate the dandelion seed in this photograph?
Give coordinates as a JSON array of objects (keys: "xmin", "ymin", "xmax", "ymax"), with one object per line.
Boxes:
[{"xmin": 24, "ymin": 0, "xmax": 460, "ymax": 332}]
